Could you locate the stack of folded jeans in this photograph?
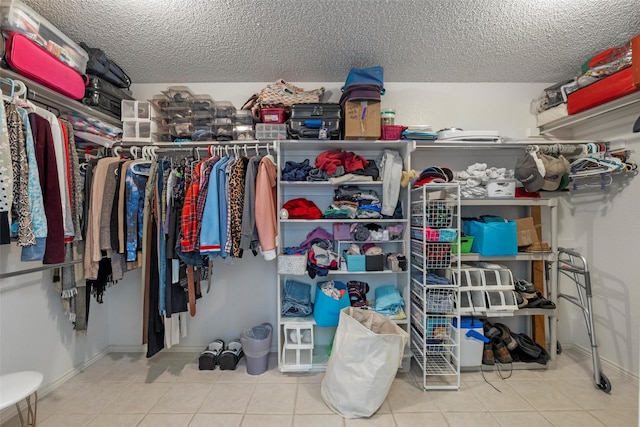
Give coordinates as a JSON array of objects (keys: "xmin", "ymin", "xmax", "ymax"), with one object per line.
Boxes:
[{"xmin": 281, "ymin": 280, "xmax": 313, "ymax": 317}]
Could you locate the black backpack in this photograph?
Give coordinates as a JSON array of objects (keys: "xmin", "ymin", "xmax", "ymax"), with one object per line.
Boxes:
[{"xmin": 80, "ymin": 42, "xmax": 131, "ymax": 89}]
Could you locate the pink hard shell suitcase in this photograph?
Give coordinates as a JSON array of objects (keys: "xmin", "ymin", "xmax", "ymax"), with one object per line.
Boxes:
[{"xmin": 4, "ymin": 32, "xmax": 85, "ymax": 100}]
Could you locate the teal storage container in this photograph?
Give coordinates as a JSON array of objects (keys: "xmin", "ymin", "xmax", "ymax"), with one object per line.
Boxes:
[{"xmin": 464, "ymin": 220, "xmax": 517, "ymax": 256}]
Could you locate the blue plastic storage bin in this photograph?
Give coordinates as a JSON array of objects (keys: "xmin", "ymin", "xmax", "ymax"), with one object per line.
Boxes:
[
  {"xmin": 313, "ymin": 281, "xmax": 350, "ymax": 327},
  {"xmin": 464, "ymin": 220, "xmax": 518, "ymax": 256}
]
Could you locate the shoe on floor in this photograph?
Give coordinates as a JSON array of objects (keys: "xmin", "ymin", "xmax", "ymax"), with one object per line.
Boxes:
[
  {"xmin": 492, "ymin": 337, "xmax": 512, "ymax": 363},
  {"xmin": 482, "ymin": 341, "xmax": 495, "ymax": 365}
]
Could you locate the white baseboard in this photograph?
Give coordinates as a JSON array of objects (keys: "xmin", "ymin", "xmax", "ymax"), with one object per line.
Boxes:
[
  {"xmin": 108, "ymin": 344, "xmax": 278, "ymax": 354},
  {"xmin": 108, "ymin": 344, "xmax": 205, "ymax": 353},
  {"xmin": 560, "ymin": 342, "xmax": 639, "ymax": 385},
  {"xmin": 0, "ymin": 346, "xmax": 111, "ymax": 422}
]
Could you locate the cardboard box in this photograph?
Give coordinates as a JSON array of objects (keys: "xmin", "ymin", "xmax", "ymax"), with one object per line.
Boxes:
[
  {"xmin": 343, "ymin": 100, "xmax": 381, "ymax": 140},
  {"xmin": 515, "ymin": 217, "xmax": 540, "ymax": 247}
]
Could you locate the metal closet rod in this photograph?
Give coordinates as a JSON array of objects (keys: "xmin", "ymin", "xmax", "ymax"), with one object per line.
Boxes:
[
  {"xmin": 0, "ymin": 259, "xmax": 84, "ymax": 279},
  {"xmin": 113, "ymin": 141, "xmax": 277, "ymax": 154},
  {"xmin": 415, "ymin": 140, "xmax": 607, "ymax": 150}
]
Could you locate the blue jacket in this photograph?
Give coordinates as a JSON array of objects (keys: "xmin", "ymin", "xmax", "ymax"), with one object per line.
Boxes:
[{"xmin": 200, "ymin": 158, "xmax": 227, "ymax": 255}]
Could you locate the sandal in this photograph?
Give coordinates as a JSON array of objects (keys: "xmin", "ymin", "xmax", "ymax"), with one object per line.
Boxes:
[
  {"xmin": 531, "ymin": 291, "xmax": 556, "ymax": 309},
  {"xmin": 218, "ymin": 340, "xmax": 244, "ymax": 370},
  {"xmin": 199, "ymin": 339, "xmax": 225, "ymax": 370}
]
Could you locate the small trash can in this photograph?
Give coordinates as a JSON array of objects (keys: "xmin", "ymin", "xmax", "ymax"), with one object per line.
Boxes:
[
  {"xmin": 452, "ymin": 317, "xmax": 488, "ymax": 368},
  {"xmin": 240, "ymin": 322, "xmax": 273, "ymax": 375}
]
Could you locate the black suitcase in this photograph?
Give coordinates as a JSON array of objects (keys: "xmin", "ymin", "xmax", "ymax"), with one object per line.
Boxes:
[
  {"xmin": 82, "ymin": 75, "xmax": 134, "ymax": 119},
  {"xmin": 288, "ymin": 103, "xmax": 341, "ymax": 139},
  {"xmin": 80, "ymin": 42, "xmax": 131, "ymax": 89}
]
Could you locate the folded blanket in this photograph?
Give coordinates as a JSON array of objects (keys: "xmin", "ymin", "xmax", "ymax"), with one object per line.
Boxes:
[{"xmin": 374, "ymin": 285, "xmax": 404, "ymax": 315}]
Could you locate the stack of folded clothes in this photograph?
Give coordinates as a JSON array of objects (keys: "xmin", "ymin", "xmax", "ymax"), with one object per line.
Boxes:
[
  {"xmin": 281, "ymin": 280, "xmax": 313, "ymax": 317},
  {"xmin": 373, "ymin": 285, "xmax": 404, "ymax": 316},
  {"xmin": 307, "ymin": 150, "xmax": 380, "ymax": 183},
  {"xmin": 324, "ymin": 186, "xmax": 382, "ymax": 219}
]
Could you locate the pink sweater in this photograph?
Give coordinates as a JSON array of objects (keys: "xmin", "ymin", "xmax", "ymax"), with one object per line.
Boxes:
[{"xmin": 255, "ymin": 156, "xmax": 278, "ymax": 261}]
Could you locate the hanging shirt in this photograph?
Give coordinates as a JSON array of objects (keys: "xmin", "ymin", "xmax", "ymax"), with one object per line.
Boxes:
[
  {"xmin": 180, "ymin": 159, "xmax": 205, "ymax": 253},
  {"xmin": 34, "ymin": 106, "xmax": 74, "ymax": 239},
  {"xmin": 200, "ymin": 157, "xmax": 227, "ymax": 256},
  {"xmin": 255, "ymin": 156, "xmax": 278, "ymax": 261},
  {"xmin": 239, "ymin": 155, "xmax": 263, "ymax": 253},
  {"xmin": 29, "ymin": 112, "xmax": 64, "ymax": 264},
  {"xmin": 17, "ymin": 108, "xmax": 47, "ymax": 261},
  {"xmin": 125, "ymin": 161, "xmax": 150, "ymax": 262},
  {"xmin": 217, "ymin": 156, "xmax": 232, "ymax": 258},
  {"xmin": 5, "ymin": 102, "xmax": 35, "ymax": 246},
  {"xmin": 0, "ymin": 94, "xmax": 14, "ymax": 244}
]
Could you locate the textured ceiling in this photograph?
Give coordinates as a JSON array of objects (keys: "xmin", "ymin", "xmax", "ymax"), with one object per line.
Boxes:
[{"xmin": 26, "ymin": 0, "xmax": 640, "ymax": 84}]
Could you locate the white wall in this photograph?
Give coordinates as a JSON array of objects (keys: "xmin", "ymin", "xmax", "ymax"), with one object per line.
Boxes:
[{"xmin": 0, "ymin": 244, "xmax": 111, "ymax": 391}]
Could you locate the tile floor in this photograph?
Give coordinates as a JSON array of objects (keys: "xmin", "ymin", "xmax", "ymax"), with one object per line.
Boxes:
[{"xmin": 1, "ymin": 348, "xmax": 637, "ymax": 427}]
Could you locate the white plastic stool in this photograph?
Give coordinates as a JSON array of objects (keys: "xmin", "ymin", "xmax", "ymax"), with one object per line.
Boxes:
[{"xmin": 0, "ymin": 371, "xmax": 43, "ymax": 426}]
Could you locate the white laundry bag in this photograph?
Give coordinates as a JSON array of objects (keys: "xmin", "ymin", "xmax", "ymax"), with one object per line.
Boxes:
[{"xmin": 321, "ymin": 307, "xmax": 409, "ymax": 418}]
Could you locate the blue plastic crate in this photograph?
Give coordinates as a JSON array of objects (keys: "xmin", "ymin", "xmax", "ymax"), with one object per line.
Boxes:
[{"xmin": 437, "ymin": 228, "xmax": 458, "ymax": 242}]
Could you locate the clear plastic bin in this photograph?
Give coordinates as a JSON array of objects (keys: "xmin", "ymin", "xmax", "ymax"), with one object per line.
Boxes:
[
  {"xmin": 192, "ymin": 126, "xmax": 214, "ymax": 141},
  {"xmin": 162, "ymin": 86, "xmax": 193, "ymax": 102},
  {"xmin": 233, "ymin": 109, "xmax": 254, "ymax": 125},
  {"xmin": 233, "ymin": 125, "xmax": 255, "ymax": 141},
  {"xmin": 0, "ymin": 0, "xmax": 89, "ymax": 73},
  {"xmin": 214, "ymin": 101, "xmax": 235, "ymax": 118},
  {"xmin": 255, "ymin": 123, "xmax": 287, "ymax": 140},
  {"xmin": 214, "ymin": 118, "xmax": 233, "ymax": 140},
  {"xmin": 191, "ymin": 94, "xmax": 214, "ymax": 111}
]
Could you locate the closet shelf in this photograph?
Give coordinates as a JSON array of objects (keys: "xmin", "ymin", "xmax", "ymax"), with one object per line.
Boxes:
[
  {"xmin": 279, "ymin": 314, "xmax": 408, "ymax": 325},
  {"xmin": 538, "ymin": 91, "xmax": 640, "ymax": 136},
  {"xmin": 457, "ymin": 252, "xmax": 555, "ymax": 262},
  {"xmin": 0, "ymin": 69, "xmax": 121, "ymax": 126},
  {"xmin": 326, "ymin": 270, "xmax": 406, "ymax": 275},
  {"xmin": 460, "ymin": 198, "xmax": 559, "ymax": 207},
  {"xmin": 278, "ymin": 140, "xmax": 416, "ymax": 152},
  {"xmin": 280, "ymin": 181, "xmax": 384, "ymax": 186}
]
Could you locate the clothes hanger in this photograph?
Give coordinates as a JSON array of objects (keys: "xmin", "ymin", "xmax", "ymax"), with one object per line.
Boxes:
[
  {"xmin": 264, "ymin": 142, "xmax": 275, "ymax": 162},
  {"xmin": 112, "ymin": 146, "xmax": 122, "ymax": 158}
]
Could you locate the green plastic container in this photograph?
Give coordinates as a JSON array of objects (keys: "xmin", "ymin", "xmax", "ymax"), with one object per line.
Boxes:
[{"xmin": 452, "ymin": 236, "xmax": 474, "ymax": 254}]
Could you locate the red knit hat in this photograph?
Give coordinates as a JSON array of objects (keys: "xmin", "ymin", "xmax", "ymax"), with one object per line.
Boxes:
[{"xmin": 282, "ymin": 198, "xmax": 323, "ymax": 219}]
